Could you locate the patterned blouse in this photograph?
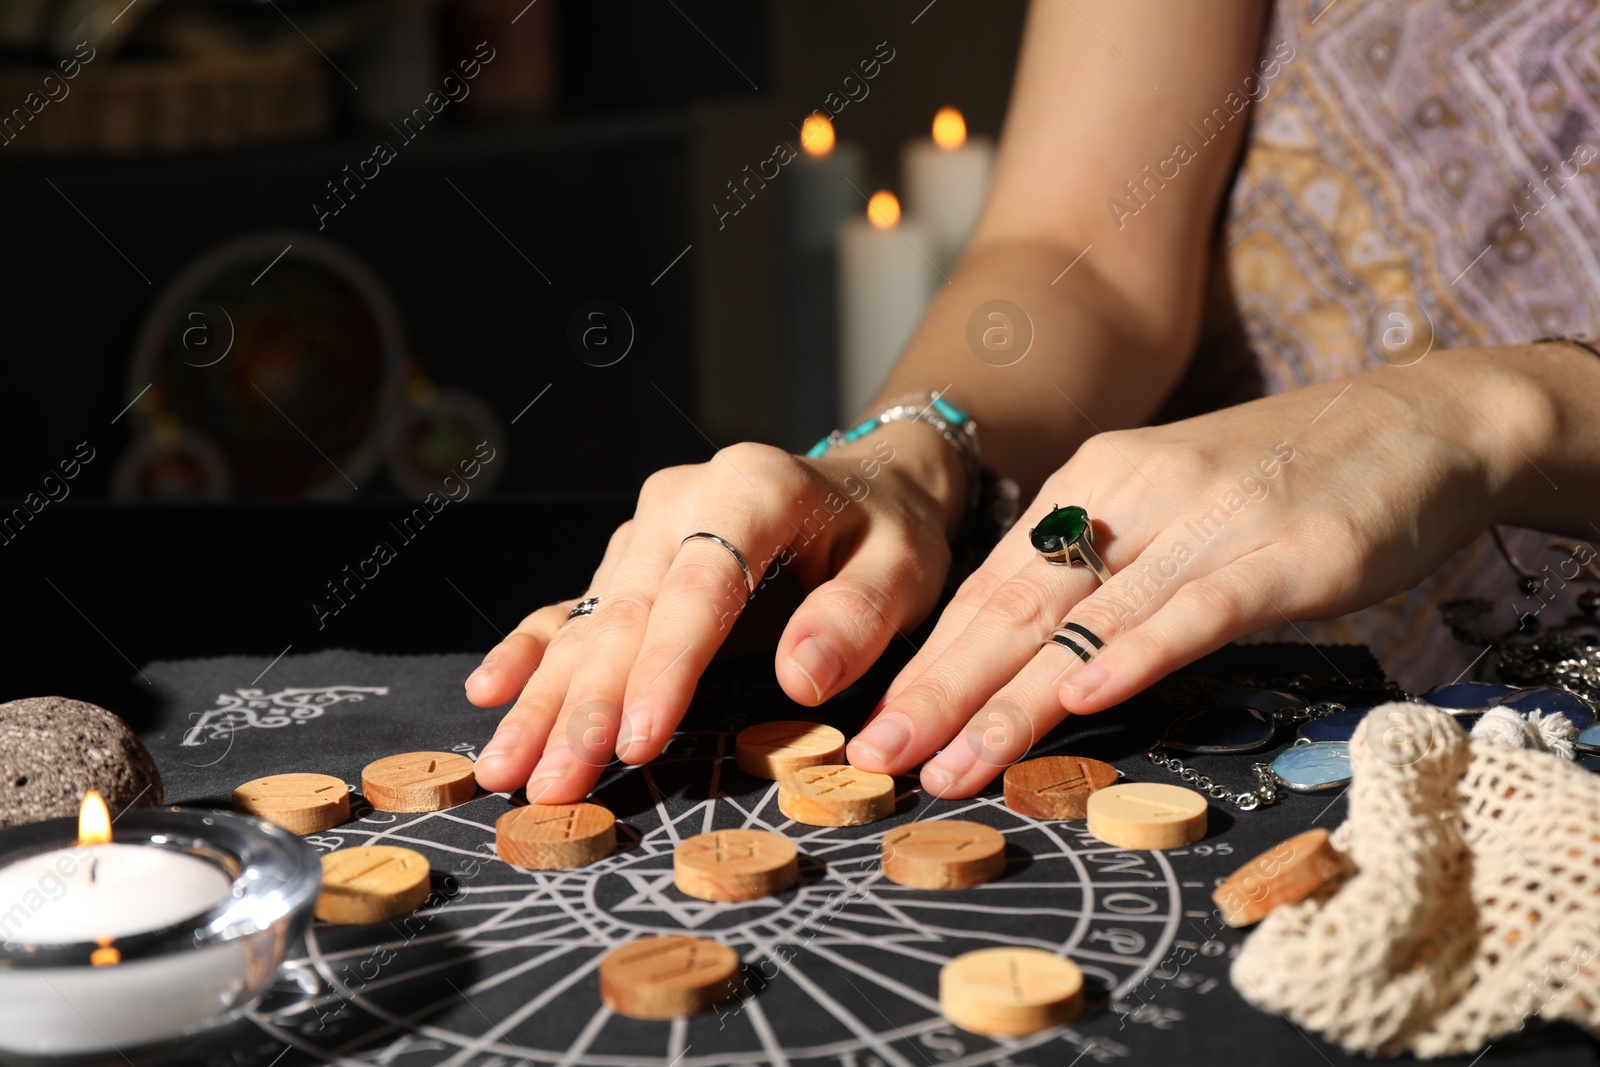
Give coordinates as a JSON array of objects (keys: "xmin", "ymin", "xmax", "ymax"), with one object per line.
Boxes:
[{"xmin": 1162, "ymin": 0, "xmax": 1600, "ymax": 691}]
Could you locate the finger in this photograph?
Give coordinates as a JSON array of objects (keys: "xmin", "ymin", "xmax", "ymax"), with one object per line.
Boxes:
[
  {"xmin": 1058, "ymin": 550, "xmax": 1284, "ymax": 716},
  {"xmin": 523, "ymin": 530, "xmax": 679, "ymax": 802},
  {"xmin": 845, "ymin": 548, "xmax": 1106, "ymax": 776},
  {"xmin": 848, "ymin": 489, "xmax": 1163, "ymax": 776},
  {"xmin": 919, "ymin": 633, "xmax": 1093, "ymax": 798},
  {"xmin": 465, "ymin": 521, "xmax": 632, "ymax": 706},
  {"xmin": 473, "ymin": 619, "xmax": 592, "ymax": 792},
  {"xmin": 616, "ymin": 468, "xmax": 809, "ymax": 764},
  {"xmin": 872, "ymin": 493, "xmax": 1096, "ymax": 716},
  {"xmin": 774, "ymin": 512, "xmax": 948, "ymax": 703},
  {"xmin": 873, "ymin": 518, "xmax": 1043, "ymax": 710},
  {"xmin": 464, "ymin": 599, "xmax": 581, "ymax": 707}
]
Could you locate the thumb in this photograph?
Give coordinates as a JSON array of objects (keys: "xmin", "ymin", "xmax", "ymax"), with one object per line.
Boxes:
[{"xmin": 775, "ymin": 526, "xmax": 948, "ymax": 706}]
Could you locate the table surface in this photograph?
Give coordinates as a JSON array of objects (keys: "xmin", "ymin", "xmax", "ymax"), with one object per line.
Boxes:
[{"xmin": 7, "ymin": 503, "xmax": 1599, "ymax": 1066}]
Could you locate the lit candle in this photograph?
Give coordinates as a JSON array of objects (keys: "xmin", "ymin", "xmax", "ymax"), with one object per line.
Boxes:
[
  {"xmin": 902, "ymin": 107, "xmax": 995, "ymax": 270},
  {"xmin": 0, "ymin": 793, "xmax": 296, "ymax": 1057},
  {"xmin": 0, "ymin": 793, "xmax": 233, "ymax": 946},
  {"xmin": 777, "ymin": 113, "xmax": 865, "ymax": 446},
  {"xmin": 836, "ymin": 190, "xmax": 938, "ymax": 420}
]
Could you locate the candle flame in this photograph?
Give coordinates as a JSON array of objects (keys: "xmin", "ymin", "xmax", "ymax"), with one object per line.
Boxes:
[
  {"xmin": 800, "ymin": 114, "xmax": 835, "ymax": 157},
  {"xmin": 91, "ymin": 937, "xmax": 121, "ymax": 967},
  {"xmin": 79, "ymin": 790, "xmax": 112, "ymax": 846},
  {"xmin": 867, "ymin": 191, "xmax": 900, "ymax": 230},
  {"xmin": 932, "ymin": 107, "xmax": 967, "ymax": 150}
]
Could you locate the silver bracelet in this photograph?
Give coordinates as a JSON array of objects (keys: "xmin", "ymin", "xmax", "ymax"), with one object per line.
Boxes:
[{"xmin": 806, "ymin": 390, "xmax": 985, "ymax": 519}]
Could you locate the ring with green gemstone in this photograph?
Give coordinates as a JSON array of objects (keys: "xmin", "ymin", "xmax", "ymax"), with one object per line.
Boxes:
[{"xmin": 1029, "ymin": 504, "xmax": 1111, "ymax": 582}]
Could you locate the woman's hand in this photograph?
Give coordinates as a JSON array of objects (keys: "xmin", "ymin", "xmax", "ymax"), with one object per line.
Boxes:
[
  {"xmin": 465, "ymin": 420, "xmax": 966, "ymax": 803},
  {"xmin": 847, "ymin": 352, "xmax": 1548, "ymax": 798}
]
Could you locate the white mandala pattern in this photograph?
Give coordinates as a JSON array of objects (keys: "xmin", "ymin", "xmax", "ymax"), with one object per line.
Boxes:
[{"xmin": 252, "ymin": 731, "xmax": 1182, "ymax": 1066}]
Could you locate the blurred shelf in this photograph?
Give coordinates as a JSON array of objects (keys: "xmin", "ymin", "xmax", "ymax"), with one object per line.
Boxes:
[{"xmin": 0, "ymin": 107, "xmax": 695, "ymax": 190}]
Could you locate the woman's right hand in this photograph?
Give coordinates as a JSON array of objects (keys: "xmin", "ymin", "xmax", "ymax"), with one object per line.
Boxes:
[{"xmin": 464, "ymin": 420, "xmax": 968, "ymax": 803}]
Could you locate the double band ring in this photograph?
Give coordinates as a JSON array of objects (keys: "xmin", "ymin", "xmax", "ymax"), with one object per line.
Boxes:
[
  {"xmin": 681, "ymin": 531, "xmax": 757, "ymax": 594},
  {"xmin": 564, "ymin": 596, "xmax": 602, "ymax": 623},
  {"xmin": 1046, "ymin": 621, "xmax": 1105, "ymax": 662},
  {"xmin": 1029, "ymin": 504, "xmax": 1111, "ymax": 583}
]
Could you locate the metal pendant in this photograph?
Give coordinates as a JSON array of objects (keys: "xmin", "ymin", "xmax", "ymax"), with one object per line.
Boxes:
[
  {"xmin": 1270, "ymin": 741, "xmax": 1352, "ymax": 793},
  {"xmin": 1197, "ymin": 683, "xmax": 1306, "ymax": 716},
  {"xmin": 1577, "ymin": 723, "xmax": 1600, "ymax": 753},
  {"xmin": 1295, "ymin": 707, "xmax": 1373, "ymax": 744},
  {"xmin": 1495, "ymin": 686, "xmax": 1597, "ymax": 730},
  {"xmin": 1162, "ymin": 703, "xmax": 1275, "ymax": 754},
  {"xmin": 1422, "ymin": 682, "xmax": 1518, "ymax": 712}
]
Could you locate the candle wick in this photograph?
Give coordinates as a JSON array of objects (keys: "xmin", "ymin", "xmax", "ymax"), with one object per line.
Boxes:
[{"xmin": 89, "ymin": 858, "xmax": 98, "ymax": 884}]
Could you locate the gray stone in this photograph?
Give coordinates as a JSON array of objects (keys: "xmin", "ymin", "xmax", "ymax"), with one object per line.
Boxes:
[{"xmin": 0, "ymin": 697, "xmax": 163, "ymax": 828}]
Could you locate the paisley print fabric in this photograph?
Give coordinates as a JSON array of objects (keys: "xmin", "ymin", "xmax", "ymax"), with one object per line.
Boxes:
[{"xmin": 1168, "ymin": 0, "xmax": 1600, "ymax": 690}]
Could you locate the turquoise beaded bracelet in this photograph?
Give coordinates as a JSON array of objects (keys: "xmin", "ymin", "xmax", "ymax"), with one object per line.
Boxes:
[{"xmin": 806, "ymin": 390, "xmax": 987, "ymax": 535}]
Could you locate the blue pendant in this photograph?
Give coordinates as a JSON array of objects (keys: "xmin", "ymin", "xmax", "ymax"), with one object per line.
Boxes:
[
  {"xmin": 1296, "ymin": 707, "xmax": 1372, "ymax": 743},
  {"xmin": 1578, "ymin": 751, "xmax": 1600, "ymax": 775},
  {"xmin": 1496, "ymin": 687, "xmax": 1597, "ymax": 730},
  {"xmin": 1199, "ymin": 684, "xmax": 1306, "ymax": 716},
  {"xmin": 1271, "ymin": 742, "xmax": 1352, "ymax": 792},
  {"xmin": 1163, "ymin": 704, "xmax": 1275, "ymax": 753},
  {"xmin": 1423, "ymin": 682, "xmax": 1518, "ymax": 712},
  {"xmin": 1577, "ymin": 723, "xmax": 1600, "ymax": 753}
]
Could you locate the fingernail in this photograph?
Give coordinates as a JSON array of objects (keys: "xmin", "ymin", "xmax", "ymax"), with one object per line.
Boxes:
[
  {"xmin": 525, "ymin": 764, "xmax": 565, "ymax": 802},
  {"xmin": 924, "ymin": 741, "xmax": 977, "ymax": 786},
  {"xmin": 617, "ymin": 703, "xmax": 652, "ymax": 760},
  {"xmin": 1064, "ymin": 661, "xmax": 1111, "ymax": 702},
  {"xmin": 479, "ymin": 726, "xmax": 522, "ymax": 760},
  {"xmin": 922, "ymin": 763, "xmax": 956, "ymax": 796},
  {"xmin": 849, "ymin": 712, "xmax": 912, "ymax": 765},
  {"xmin": 787, "ymin": 635, "xmax": 845, "ymax": 703}
]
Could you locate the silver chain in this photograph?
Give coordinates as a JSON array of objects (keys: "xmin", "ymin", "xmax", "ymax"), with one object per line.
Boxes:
[
  {"xmin": 1497, "ymin": 633, "xmax": 1600, "ymax": 699},
  {"xmin": 1143, "ymin": 699, "xmax": 1349, "ymax": 812}
]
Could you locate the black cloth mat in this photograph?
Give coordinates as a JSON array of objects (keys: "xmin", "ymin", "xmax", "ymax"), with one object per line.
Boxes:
[{"xmin": 109, "ymin": 644, "xmax": 1598, "ymax": 1067}]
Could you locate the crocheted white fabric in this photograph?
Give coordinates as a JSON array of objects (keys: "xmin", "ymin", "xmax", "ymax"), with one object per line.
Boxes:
[{"xmin": 1232, "ymin": 702, "xmax": 1600, "ymax": 1057}]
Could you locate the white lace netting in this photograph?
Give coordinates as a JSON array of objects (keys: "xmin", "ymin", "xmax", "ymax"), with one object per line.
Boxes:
[{"xmin": 1231, "ymin": 702, "xmax": 1600, "ymax": 1057}]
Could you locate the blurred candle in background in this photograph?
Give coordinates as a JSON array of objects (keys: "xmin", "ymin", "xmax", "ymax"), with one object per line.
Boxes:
[
  {"xmin": 836, "ymin": 191, "xmax": 938, "ymax": 422},
  {"xmin": 777, "ymin": 114, "xmax": 864, "ymax": 448},
  {"xmin": 903, "ymin": 107, "xmax": 994, "ymax": 270}
]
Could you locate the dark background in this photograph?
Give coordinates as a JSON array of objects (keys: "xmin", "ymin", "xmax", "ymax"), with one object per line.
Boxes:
[{"xmin": 0, "ymin": 0, "xmax": 1027, "ymax": 502}]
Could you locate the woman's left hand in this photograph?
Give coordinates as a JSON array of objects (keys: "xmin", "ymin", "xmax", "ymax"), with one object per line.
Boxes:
[{"xmin": 845, "ymin": 352, "xmax": 1548, "ymax": 797}]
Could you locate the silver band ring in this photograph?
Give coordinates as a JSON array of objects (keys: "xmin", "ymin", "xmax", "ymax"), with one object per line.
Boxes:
[
  {"xmin": 681, "ymin": 532, "xmax": 757, "ymax": 594},
  {"xmin": 565, "ymin": 596, "xmax": 602, "ymax": 623}
]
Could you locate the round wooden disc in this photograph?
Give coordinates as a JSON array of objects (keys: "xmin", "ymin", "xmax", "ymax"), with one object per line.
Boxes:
[
  {"xmin": 599, "ymin": 935, "xmax": 741, "ymax": 1020},
  {"xmin": 940, "ymin": 947, "xmax": 1083, "ymax": 1036},
  {"xmin": 778, "ymin": 764, "xmax": 895, "ymax": 827},
  {"xmin": 1213, "ymin": 828, "xmax": 1342, "ymax": 927},
  {"xmin": 1002, "ymin": 756, "xmax": 1117, "ymax": 821},
  {"xmin": 362, "ymin": 751, "xmax": 477, "ymax": 812},
  {"xmin": 735, "ymin": 721, "xmax": 846, "ymax": 779},
  {"xmin": 674, "ymin": 829, "xmax": 799, "ymax": 902},
  {"xmin": 232, "ymin": 773, "xmax": 351, "ymax": 835},
  {"xmin": 496, "ymin": 802, "xmax": 616, "ymax": 870},
  {"xmin": 315, "ymin": 845, "xmax": 431, "ymax": 924},
  {"xmin": 881, "ymin": 820, "xmax": 1006, "ymax": 890},
  {"xmin": 1085, "ymin": 782, "xmax": 1208, "ymax": 851}
]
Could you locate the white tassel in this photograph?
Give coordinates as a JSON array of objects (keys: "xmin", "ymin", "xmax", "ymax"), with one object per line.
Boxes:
[
  {"xmin": 1467, "ymin": 705, "xmax": 1577, "ymax": 760},
  {"xmin": 1470, "ymin": 706, "xmax": 1539, "ymax": 749},
  {"xmin": 1527, "ymin": 708, "xmax": 1577, "ymax": 760}
]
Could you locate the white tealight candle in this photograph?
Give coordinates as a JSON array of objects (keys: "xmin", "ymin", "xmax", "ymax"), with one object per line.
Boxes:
[
  {"xmin": 903, "ymin": 107, "xmax": 995, "ymax": 270},
  {"xmin": 0, "ymin": 793, "xmax": 245, "ymax": 1056},
  {"xmin": 0, "ymin": 842, "xmax": 232, "ymax": 945},
  {"xmin": 836, "ymin": 190, "xmax": 938, "ymax": 420}
]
